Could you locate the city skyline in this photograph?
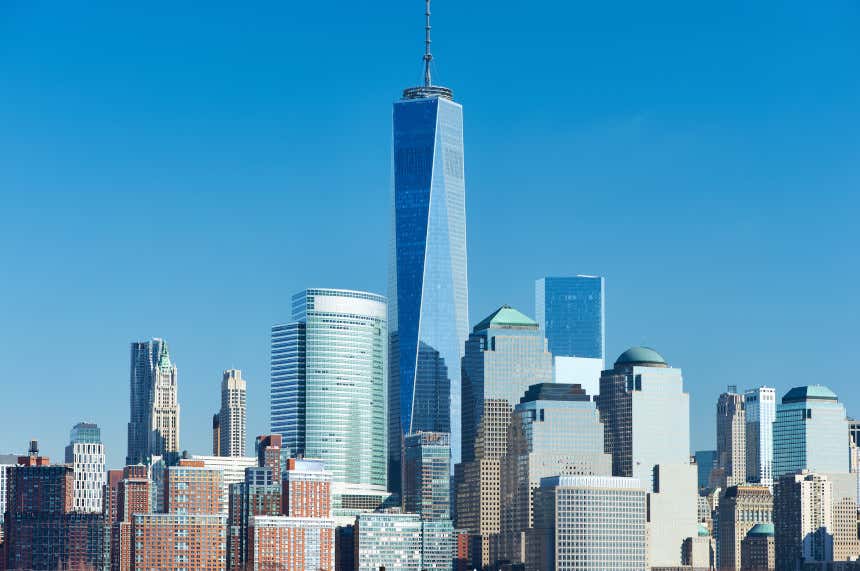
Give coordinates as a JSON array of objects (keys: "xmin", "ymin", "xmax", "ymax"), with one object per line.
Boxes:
[{"xmin": 1, "ymin": 0, "xmax": 859, "ymax": 472}]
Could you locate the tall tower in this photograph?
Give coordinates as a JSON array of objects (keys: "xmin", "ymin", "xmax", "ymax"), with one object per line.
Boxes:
[
  {"xmin": 218, "ymin": 369, "xmax": 247, "ymax": 457},
  {"xmin": 389, "ymin": 0, "xmax": 469, "ymax": 493},
  {"xmin": 127, "ymin": 338, "xmax": 180, "ymax": 465},
  {"xmin": 64, "ymin": 422, "xmax": 106, "ymax": 513},
  {"xmin": 716, "ymin": 387, "xmax": 746, "ymax": 488},
  {"xmin": 744, "ymin": 386, "xmax": 776, "ymax": 487}
]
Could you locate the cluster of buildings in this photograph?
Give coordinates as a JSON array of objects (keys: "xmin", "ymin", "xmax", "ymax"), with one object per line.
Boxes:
[{"xmin": 2, "ymin": 4, "xmax": 859, "ymax": 571}]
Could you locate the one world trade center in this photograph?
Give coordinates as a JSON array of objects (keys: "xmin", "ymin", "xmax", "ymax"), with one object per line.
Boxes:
[{"xmin": 388, "ymin": 0, "xmax": 469, "ymax": 493}]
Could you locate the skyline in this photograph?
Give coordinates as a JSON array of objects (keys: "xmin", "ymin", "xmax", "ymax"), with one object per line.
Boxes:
[{"xmin": 1, "ymin": 0, "xmax": 859, "ymax": 470}]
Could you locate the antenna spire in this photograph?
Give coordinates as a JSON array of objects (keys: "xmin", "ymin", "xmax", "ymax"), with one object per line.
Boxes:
[{"xmin": 423, "ymin": 0, "xmax": 432, "ymax": 87}]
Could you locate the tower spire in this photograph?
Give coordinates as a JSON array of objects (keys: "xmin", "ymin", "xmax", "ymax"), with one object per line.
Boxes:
[{"xmin": 424, "ymin": 0, "xmax": 432, "ymax": 87}]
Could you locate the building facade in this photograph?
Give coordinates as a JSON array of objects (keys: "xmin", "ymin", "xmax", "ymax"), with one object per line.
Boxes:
[
  {"xmin": 717, "ymin": 388, "xmax": 747, "ymax": 488},
  {"xmin": 745, "ymin": 387, "xmax": 776, "ymax": 488},
  {"xmin": 165, "ymin": 459, "xmax": 224, "ymax": 515},
  {"xmin": 740, "ymin": 523, "xmax": 775, "ymax": 571},
  {"xmin": 131, "ymin": 513, "xmax": 227, "ymax": 570},
  {"xmin": 403, "ymin": 431, "xmax": 450, "ymax": 521},
  {"xmin": 773, "ymin": 385, "xmax": 849, "ymax": 479},
  {"xmin": 354, "ymin": 512, "xmax": 423, "ymax": 571},
  {"xmin": 534, "ymin": 276, "xmax": 605, "ymax": 395},
  {"xmin": 248, "ymin": 516, "xmax": 335, "ymax": 571},
  {"xmin": 271, "ymin": 289, "xmax": 388, "ymax": 514},
  {"xmin": 218, "ymin": 369, "xmax": 247, "ymax": 457},
  {"xmin": 695, "ymin": 450, "xmax": 718, "ymax": 493},
  {"xmin": 454, "ymin": 306, "xmax": 553, "ymax": 567},
  {"xmin": 716, "ymin": 485, "xmax": 773, "ymax": 570},
  {"xmin": 64, "ymin": 421, "xmax": 106, "ymax": 513},
  {"xmin": 389, "ymin": 43, "xmax": 470, "ymax": 494},
  {"xmin": 773, "ymin": 472, "xmax": 834, "ymax": 569},
  {"xmin": 191, "ymin": 454, "xmax": 257, "ymax": 515},
  {"xmin": 127, "ymin": 338, "xmax": 180, "ymax": 465}
]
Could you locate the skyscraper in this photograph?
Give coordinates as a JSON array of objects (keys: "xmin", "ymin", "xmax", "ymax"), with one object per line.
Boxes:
[
  {"xmin": 773, "ymin": 385, "xmax": 849, "ymax": 479},
  {"xmin": 745, "ymin": 386, "xmax": 776, "ymax": 487},
  {"xmin": 773, "ymin": 471, "xmax": 834, "ymax": 568},
  {"xmin": 403, "ymin": 431, "xmax": 451, "ymax": 521},
  {"xmin": 218, "ymin": 369, "xmax": 247, "ymax": 457},
  {"xmin": 271, "ymin": 288, "xmax": 389, "ymax": 516},
  {"xmin": 455, "ymin": 305, "xmax": 553, "ymax": 568},
  {"xmin": 717, "ymin": 386, "xmax": 747, "ymax": 488},
  {"xmin": 127, "ymin": 338, "xmax": 180, "ymax": 465},
  {"xmin": 716, "ymin": 485, "xmax": 773, "ymax": 570},
  {"xmin": 389, "ymin": 0, "xmax": 469, "ymax": 493},
  {"xmin": 534, "ymin": 276, "xmax": 605, "ymax": 395},
  {"xmin": 64, "ymin": 422, "xmax": 106, "ymax": 513}
]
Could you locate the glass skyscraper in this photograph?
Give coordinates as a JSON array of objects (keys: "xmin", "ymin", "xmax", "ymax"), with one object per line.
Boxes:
[
  {"xmin": 270, "ymin": 289, "xmax": 389, "ymax": 514},
  {"xmin": 389, "ymin": 54, "xmax": 469, "ymax": 491},
  {"xmin": 127, "ymin": 338, "xmax": 180, "ymax": 466}
]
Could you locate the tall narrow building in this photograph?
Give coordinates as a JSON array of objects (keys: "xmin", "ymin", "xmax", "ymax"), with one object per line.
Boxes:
[
  {"xmin": 127, "ymin": 339, "xmax": 180, "ymax": 465},
  {"xmin": 64, "ymin": 422, "xmax": 106, "ymax": 513},
  {"xmin": 389, "ymin": 0, "xmax": 469, "ymax": 493},
  {"xmin": 717, "ymin": 386, "xmax": 747, "ymax": 488},
  {"xmin": 218, "ymin": 369, "xmax": 247, "ymax": 457},
  {"xmin": 270, "ymin": 288, "xmax": 389, "ymax": 518},
  {"xmin": 745, "ymin": 386, "xmax": 776, "ymax": 487}
]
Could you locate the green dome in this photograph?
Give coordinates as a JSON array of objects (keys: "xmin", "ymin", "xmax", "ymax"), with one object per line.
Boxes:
[
  {"xmin": 615, "ymin": 346, "xmax": 667, "ymax": 367},
  {"xmin": 697, "ymin": 524, "xmax": 710, "ymax": 537},
  {"xmin": 747, "ymin": 523, "xmax": 774, "ymax": 537}
]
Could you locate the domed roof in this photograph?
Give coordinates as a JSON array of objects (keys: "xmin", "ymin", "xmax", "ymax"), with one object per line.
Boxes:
[
  {"xmin": 747, "ymin": 523, "xmax": 774, "ymax": 537},
  {"xmin": 615, "ymin": 346, "xmax": 667, "ymax": 367},
  {"xmin": 697, "ymin": 523, "xmax": 710, "ymax": 537}
]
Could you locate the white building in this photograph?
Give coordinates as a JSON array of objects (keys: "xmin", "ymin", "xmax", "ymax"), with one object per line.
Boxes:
[
  {"xmin": 744, "ymin": 386, "xmax": 776, "ymax": 487},
  {"xmin": 64, "ymin": 422, "xmax": 106, "ymax": 513},
  {"xmin": 218, "ymin": 369, "xmax": 247, "ymax": 457}
]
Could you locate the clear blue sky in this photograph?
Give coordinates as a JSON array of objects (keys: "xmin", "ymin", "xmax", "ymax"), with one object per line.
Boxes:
[{"xmin": 1, "ymin": 1, "xmax": 858, "ymax": 469}]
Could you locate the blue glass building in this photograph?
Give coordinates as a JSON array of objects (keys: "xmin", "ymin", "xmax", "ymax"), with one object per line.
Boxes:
[
  {"xmin": 535, "ymin": 276, "xmax": 605, "ymax": 360},
  {"xmin": 388, "ymin": 70, "xmax": 469, "ymax": 490}
]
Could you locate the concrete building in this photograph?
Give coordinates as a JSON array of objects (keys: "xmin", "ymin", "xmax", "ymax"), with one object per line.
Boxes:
[
  {"xmin": 773, "ymin": 386, "xmax": 849, "ymax": 479},
  {"xmin": 354, "ymin": 512, "xmax": 423, "ymax": 571},
  {"xmin": 717, "ymin": 387, "xmax": 747, "ymax": 489},
  {"xmin": 64, "ymin": 422, "xmax": 106, "ymax": 513},
  {"xmin": 774, "ymin": 472, "xmax": 834, "ymax": 569},
  {"xmin": 745, "ymin": 387, "xmax": 776, "ymax": 488},
  {"xmin": 683, "ymin": 525, "xmax": 716, "ymax": 569},
  {"xmin": 598, "ymin": 346, "xmax": 698, "ymax": 568},
  {"xmin": 497, "ymin": 382, "xmax": 611, "ymax": 567},
  {"xmin": 403, "ymin": 431, "xmax": 451, "ymax": 521},
  {"xmin": 532, "ymin": 475, "xmax": 647, "ymax": 571},
  {"xmin": 454, "ymin": 305, "xmax": 553, "ymax": 568},
  {"xmin": 741, "ymin": 523, "xmax": 775, "ymax": 571},
  {"xmin": 218, "ymin": 369, "xmax": 247, "ymax": 457},
  {"xmin": 716, "ymin": 485, "xmax": 773, "ymax": 570}
]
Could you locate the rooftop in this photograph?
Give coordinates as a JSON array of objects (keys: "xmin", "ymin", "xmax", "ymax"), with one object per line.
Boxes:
[
  {"xmin": 520, "ymin": 383, "xmax": 590, "ymax": 404},
  {"xmin": 474, "ymin": 305, "xmax": 538, "ymax": 331},
  {"xmin": 747, "ymin": 523, "xmax": 775, "ymax": 537},
  {"xmin": 614, "ymin": 346, "xmax": 667, "ymax": 367},
  {"xmin": 782, "ymin": 385, "xmax": 838, "ymax": 404}
]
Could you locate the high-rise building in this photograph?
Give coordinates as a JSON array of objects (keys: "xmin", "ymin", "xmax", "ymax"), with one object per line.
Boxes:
[
  {"xmin": 248, "ymin": 516, "xmax": 335, "ymax": 571},
  {"xmin": 191, "ymin": 454, "xmax": 257, "ymax": 516},
  {"xmin": 255, "ymin": 434, "xmax": 288, "ymax": 480},
  {"xmin": 740, "ymin": 523, "xmax": 775, "ymax": 571},
  {"xmin": 0, "ymin": 453, "xmax": 18, "ymax": 543},
  {"xmin": 683, "ymin": 526, "xmax": 716, "ymax": 569},
  {"xmin": 597, "ymin": 346, "xmax": 698, "ymax": 568},
  {"xmin": 421, "ymin": 519, "xmax": 456, "ymax": 571},
  {"xmin": 403, "ymin": 431, "xmax": 450, "ymax": 521},
  {"xmin": 110, "ymin": 464, "xmax": 151, "ymax": 571},
  {"xmin": 497, "ymin": 382, "xmax": 612, "ymax": 568},
  {"xmin": 773, "ymin": 385, "xmax": 849, "ymax": 479},
  {"xmin": 282, "ymin": 459, "xmax": 333, "ymax": 519},
  {"xmin": 717, "ymin": 387, "xmax": 747, "ymax": 489},
  {"xmin": 388, "ymin": 0, "xmax": 470, "ymax": 495},
  {"xmin": 228, "ymin": 466, "xmax": 282, "ymax": 569},
  {"xmin": 218, "ymin": 369, "xmax": 247, "ymax": 457},
  {"xmin": 212, "ymin": 414, "xmax": 221, "ymax": 456},
  {"xmin": 745, "ymin": 387, "xmax": 776, "ymax": 488},
  {"xmin": 695, "ymin": 450, "xmax": 718, "ymax": 493},
  {"xmin": 773, "ymin": 471, "xmax": 834, "ymax": 568},
  {"xmin": 271, "ymin": 289, "xmax": 389, "ymax": 516},
  {"xmin": 4, "ymin": 442, "xmax": 106, "ymax": 570},
  {"xmin": 531, "ymin": 475, "xmax": 647, "ymax": 571},
  {"xmin": 64, "ymin": 422, "xmax": 106, "ymax": 513},
  {"xmin": 534, "ymin": 276, "xmax": 605, "ymax": 395},
  {"xmin": 127, "ymin": 338, "xmax": 180, "ymax": 465},
  {"xmin": 715, "ymin": 485, "xmax": 773, "ymax": 570},
  {"xmin": 165, "ymin": 459, "xmax": 224, "ymax": 515},
  {"xmin": 131, "ymin": 513, "xmax": 227, "ymax": 571},
  {"xmin": 455, "ymin": 305, "xmax": 553, "ymax": 567},
  {"xmin": 354, "ymin": 512, "xmax": 423, "ymax": 571}
]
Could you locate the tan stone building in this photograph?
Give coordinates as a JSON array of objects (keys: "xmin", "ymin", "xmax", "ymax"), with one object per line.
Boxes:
[{"xmin": 716, "ymin": 485, "xmax": 773, "ymax": 570}]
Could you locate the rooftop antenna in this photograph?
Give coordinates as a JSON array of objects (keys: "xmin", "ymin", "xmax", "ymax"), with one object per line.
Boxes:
[{"xmin": 423, "ymin": 0, "xmax": 433, "ymax": 87}]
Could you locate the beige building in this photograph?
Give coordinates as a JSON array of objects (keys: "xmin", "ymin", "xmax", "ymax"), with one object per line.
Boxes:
[
  {"xmin": 717, "ymin": 388, "xmax": 746, "ymax": 489},
  {"xmin": 716, "ymin": 485, "xmax": 773, "ymax": 570},
  {"xmin": 218, "ymin": 369, "xmax": 247, "ymax": 457},
  {"xmin": 774, "ymin": 472, "xmax": 834, "ymax": 569},
  {"xmin": 740, "ymin": 523, "xmax": 774, "ymax": 571}
]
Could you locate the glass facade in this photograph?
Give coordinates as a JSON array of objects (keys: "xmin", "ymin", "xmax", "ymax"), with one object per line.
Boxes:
[
  {"xmin": 403, "ymin": 431, "xmax": 451, "ymax": 521},
  {"xmin": 535, "ymin": 276, "xmax": 605, "ymax": 361},
  {"xmin": 270, "ymin": 289, "xmax": 388, "ymax": 502},
  {"xmin": 127, "ymin": 338, "xmax": 179, "ymax": 465},
  {"xmin": 389, "ymin": 91, "xmax": 469, "ymax": 490},
  {"xmin": 744, "ymin": 386, "xmax": 776, "ymax": 487},
  {"xmin": 773, "ymin": 385, "xmax": 849, "ymax": 479}
]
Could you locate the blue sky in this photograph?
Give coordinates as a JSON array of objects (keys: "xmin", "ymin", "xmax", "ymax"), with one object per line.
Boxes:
[{"xmin": 1, "ymin": 1, "xmax": 858, "ymax": 468}]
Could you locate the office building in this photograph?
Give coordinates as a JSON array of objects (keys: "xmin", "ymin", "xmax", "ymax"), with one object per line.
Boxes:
[
  {"xmin": 497, "ymin": 382, "xmax": 611, "ymax": 567},
  {"xmin": 695, "ymin": 450, "xmax": 718, "ymax": 493},
  {"xmin": 534, "ymin": 276, "xmax": 605, "ymax": 395},
  {"xmin": 354, "ymin": 512, "xmax": 423, "ymax": 571},
  {"xmin": 773, "ymin": 386, "xmax": 849, "ymax": 479},
  {"xmin": 774, "ymin": 472, "xmax": 834, "ymax": 569},
  {"xmin": 597, "ymin": 346, "xmax": 698, "ymax": 568},
  {"xmin": 131, "ymin": 513, "xmax": 227, "ymax": 570},
  {"xmin": 127, "ymin": 338, "xmax": 180, "ymax": 465},
  {"xmin": 532, "ymin": 475, "xmax": 647, "ymax": 571},
  {"xmin": 421, "ymin": 519, "xmax": 456, "ymax": 571},
  {"xmin": 218, "ymin": 369, "xmax": 247, "ymax": 457},
  {"xmin": 271, "ymin": 289, "xmax": 389, "ymax": 515},
  {"xmin": 455, "ymin": 305, "xmax": 553, "ymax": 567},
  {"xmin": 745, "ymin": 387, "xmax": 776, "ymax": 488},
  {"xmin": 191, "ymin": 454, "xmax": 256, "ymax": 515},
  {"xmin": 389, "ymin": 2, "xmax": 470, "ymax": 494},
  {"xmin": 717, "ymin": 387, "xmax": 747, "ymax": 488},
  {"xmin": 248, "ymin": 516, "xmax": 335, "ymax": 571},
  {"xmin": 716, "ymin": 485, "xmax": 773, "ymax": 570},
  {"xmin": 64, "ymin": 422, "xmax": 106, "ymax": 513},
  {"xmin": 740, "ymin": 523, "xmax": 775, "ymax": 571},
  {"xmin": 403, "ymin": 431, "xmax": 450, "ymax": 521}
]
